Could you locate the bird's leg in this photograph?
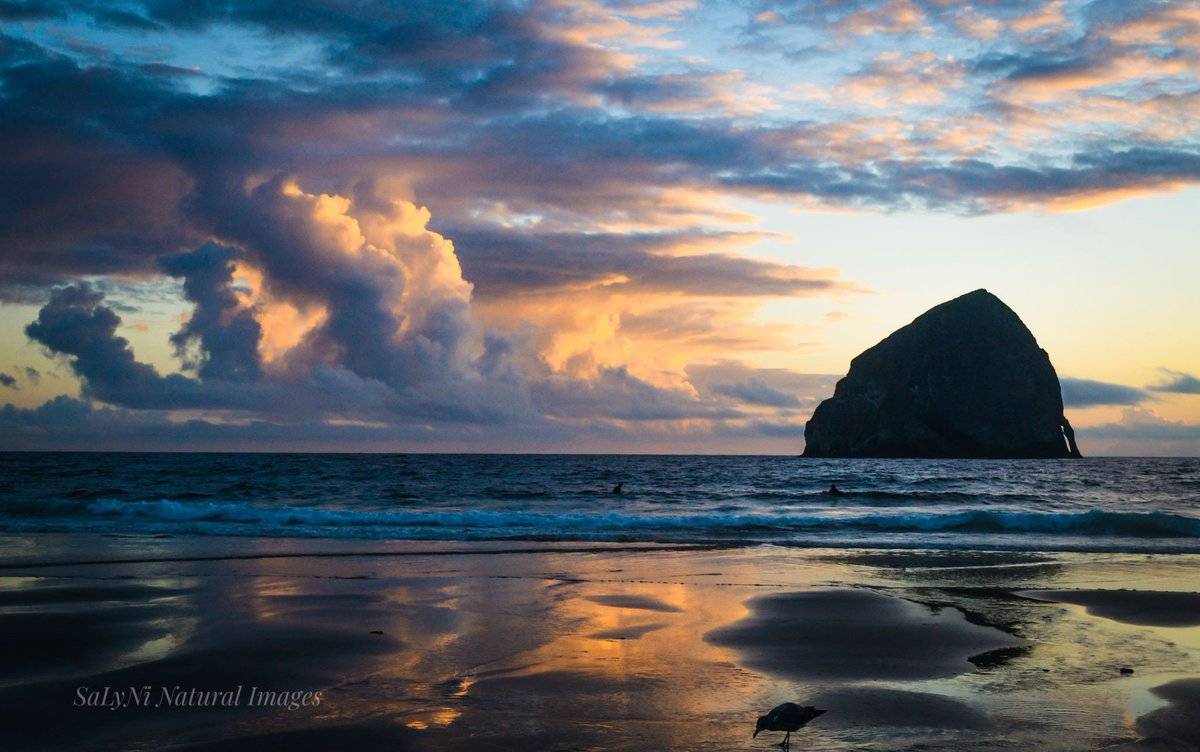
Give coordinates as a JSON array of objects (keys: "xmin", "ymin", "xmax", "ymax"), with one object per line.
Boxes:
[{"xmin": 782, "ymin": 731, "xmax": 791, "ymax": 750}]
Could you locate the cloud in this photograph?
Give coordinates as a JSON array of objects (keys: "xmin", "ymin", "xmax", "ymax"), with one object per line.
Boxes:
[
  {"xmin": 0, "ymin": 1, "xmax": 64, "ymax": 20},
  {"xmin": 996, "ymin": 53, "xmax": 1193, "ymax": 104},
  {"xmin": 0, "ymin": 393, "xmax": 806, "ymax": 452},
  {"xmin": 1, "ymin": 7, "xmax": 1197, "ymax": 306},
  {"xmin": 447, "ymin": 226, "xmax": 844, "ymax": 298},
  {"xmin": 1148, "ymin": 369, "xmax": 1200, "ymax": 394},
  {"xmin": 199, "ymin": 177, "xmax": 481, "ymax": 389},
  {"xmin": 0, "ymin": 396, "xmax": 462, "ymax": 452},
  {"xmin": 835, "ymin": 52, "xmax": 965, "ymax": 107},
  {"xmin": 0, "ymin": 0, "xmax": 1196, "ymax": 450},
  {"xmin": 92, "ymin": 8, "xmax": 163, "ymax": 31},
  {"xmin": 710, "ymin": 378, "xmax": 802, "ymax": 407},
  {"xmin": 1074, "ymin": 407, "xmax": 1200, "ymax": 456},
  {"xmin": 160, "ymin": 243, "xmax": 262, "ymax": 382},
  {"xmin": 834, "ymin": 0, "xmax": 926, "ymax": 37},
  {"xmin": 16, "ymin": 175, "xmax": 800, "ymax": 437},
  {"xmin": 0, "ymin": 41, "xmax": 198, "ymax": 291},
  {"xmin": 1008, "ymin": 0, "xmax": 1070, "ymax": 35},
  {"xmin": 600, "ymin": 70, "xmax": 779, "ymax": 116},
  {"xmin": 742, "ymin": 419, "xmax": 807, "ymax": 438},
  {"xmin": 873, "ymin": 148, "xmax": 1200, "ymax": 213},
  {"xmin": 24, "ymin": 282, "xmax": 261, "ymax": 410},
  {"xmin": 123, "ymin": 0, "xmax": 662, "ymax": 111},
  {"xmin": 742, "ymin": 0, "xmax": 1047, "ymax": 37},
  {"xmin": 1060, "ymin": 376, "xmax": 1148, "ymax": 407},
  {"xmin": 531, "ymin": 365, "xmax": 744, "ymax": 421},
  {"xmin": 1082, "ymin": 407, "xmax": 1200, "ymax": 441},
  {"xmin": 710, "ymin": 378, "xmax": 796, "ymax": 407},
  {"xmin": 2, "ymin": 0, "xmax": 1196, "ymax": 279},
  {"xmin": 687, "ymin": 361, "xmax": 838, "ymax": 410},
  {"xmin": 1098, "ymin": 3, "xmax": 1200, "ymax": 48}
]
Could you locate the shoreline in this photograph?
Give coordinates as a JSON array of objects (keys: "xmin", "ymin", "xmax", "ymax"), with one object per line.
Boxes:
[{"xmin": 6, "ymin": 529, "xmax": 1200, "ymax": 571}]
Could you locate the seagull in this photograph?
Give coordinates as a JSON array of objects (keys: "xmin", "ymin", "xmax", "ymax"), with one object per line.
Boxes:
[{"xmin": 754, "ymin": 703, "xmax": 826, "ymax": 749}]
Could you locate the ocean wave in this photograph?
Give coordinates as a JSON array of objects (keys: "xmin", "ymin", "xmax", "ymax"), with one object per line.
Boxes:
[
  {"xmin": 744, "ymin": 489, "xmax": 1041, "ymax": 504},
  {"xmin": 3, "ymin": 498, "xmax": 1198, "ymax": 542}
]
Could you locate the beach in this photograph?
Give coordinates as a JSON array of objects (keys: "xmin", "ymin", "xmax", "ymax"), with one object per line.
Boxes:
[
  {"xmin": 3, "ymin": 534, "xmax": 1200, "ymax": 751},
  {"xmin": 3, "ymin": 0, "xmax": 1197, "ymax": 747}
]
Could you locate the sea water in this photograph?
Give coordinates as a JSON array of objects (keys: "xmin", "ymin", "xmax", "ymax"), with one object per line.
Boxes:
[{"xmin": 1, "ymin": 453, "xmax": 1197, "ymax": 553}]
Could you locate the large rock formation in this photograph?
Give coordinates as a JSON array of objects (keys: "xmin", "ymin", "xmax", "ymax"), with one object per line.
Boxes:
[{"xmin": 803, "ymin": 289, "xmax": 1081, "ymax": 458}]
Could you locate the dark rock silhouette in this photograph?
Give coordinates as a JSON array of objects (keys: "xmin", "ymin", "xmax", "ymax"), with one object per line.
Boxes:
[{"xmin": 803, "ymin": 289, "xmax": 1082, "ymax": 458}]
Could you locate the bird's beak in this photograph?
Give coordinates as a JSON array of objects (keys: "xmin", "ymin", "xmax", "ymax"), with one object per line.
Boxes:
[{"xmin": 752, "ymin": 729, "xmax": 760, "ymax": 738}]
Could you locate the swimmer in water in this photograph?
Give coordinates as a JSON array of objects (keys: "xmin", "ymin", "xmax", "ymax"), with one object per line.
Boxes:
[
  {"xmin": 825, "ymin": 483, "xmax": 844, "ymax": 496},
  {"xmin": 612, "ymin": 482, "xmax": 624, "ymax": 494}
]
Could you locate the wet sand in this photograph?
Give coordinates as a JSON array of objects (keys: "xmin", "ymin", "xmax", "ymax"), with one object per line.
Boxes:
[
  {"xmin": 705, "ymin": 588, "xmax": 1024, "ymax": 680},
  {"xmin": 1024, "ymin": 589, "xmax": 1200, "ymax": 627},
  {"xmin": 2, "ymin": 534, "xmax": 1200, "ymax": 751}
]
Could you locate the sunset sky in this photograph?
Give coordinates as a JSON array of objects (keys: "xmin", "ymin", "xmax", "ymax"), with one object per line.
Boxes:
[{"xmin": 0, "ymin": 0, "xmax": 1197, "ymax": 453}]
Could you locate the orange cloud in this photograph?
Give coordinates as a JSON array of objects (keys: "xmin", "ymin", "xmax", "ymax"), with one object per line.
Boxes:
[
  {"xmin": 1104, "ymin": 5, "xmax": 1200, "ymax": 48},
  {"xmin": 1008, "ymin": 0, "xmax": 1069, "ymax": 35},
  {"xmin": 837, "ymin": 52, "xmax": 965, "ymax": 107},
  {"xmin": 997, "ymin": 54, "xmax": 1193, "ymax": 103},
  {"xmin": 231, "ymin": 262, "xmax": 326, "ymax": 365},
  {"xmin": 835, "ymin": 0, "xmax": 926, "ymax": 36},
  {"xmin": 1036, "ymin": 181, "xmax": 1191, "ymax": 213}
]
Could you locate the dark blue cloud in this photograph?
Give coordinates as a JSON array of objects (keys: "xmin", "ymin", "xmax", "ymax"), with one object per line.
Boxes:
[
  {"xmin": 686, "ymin": 362, "xmax": 838, "ymax": 410},
  {"xmin": 531, "ymin": 366, "xmax": 746, "ymax": 422},
  {"xmin": 447, "ymin": 227, "xmax": 838, "ymax": 297},
  {"xmin": 1149, "ymin": 370, "xmax": 1200, "ymax": 395},
  {"xmin": 0, "ymin": 1, "xmax": 64, "ymax": 20},
  {"xmin": 0, "ymin": 393, "xmax": 788, "ymax": 451},
  {"xmin": 0, "ymin": 45, "xmax": 198, "ymax": 288},
  {"xmin": 24, "ymin": 283, "xmax": 265, "ymax": 409},
  {"xmin": 711, "ymin": 378, "xmax": 803, "ymax": 408},
  {"xmin": 160, "ymin": 243, "xmax": 262, "ymax": 382},
  {"xmin": 1060, "ymin": 377, "xmax": 1148, "ymax": 407},
  {"xmin": 93, "ymin": 8, "xmax": 163, "ymax": 30},
  {"xmin": 0, "ymin": 396, "xmax": 426, "ymax": 451}
]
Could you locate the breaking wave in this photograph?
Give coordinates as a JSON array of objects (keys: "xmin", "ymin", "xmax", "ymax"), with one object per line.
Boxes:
[
  {"xmin": 3, "ymin": 455, "xmax": 1198, "ymax": 552},
  {"xmin": 2, "ymin": 498, "xmax": 1198, "ymax": 549}
]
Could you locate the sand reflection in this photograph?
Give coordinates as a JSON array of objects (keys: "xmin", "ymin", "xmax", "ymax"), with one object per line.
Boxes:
[{"xmin": 2, "ymin": 545, "xmax": 1200, "ymax": 750}]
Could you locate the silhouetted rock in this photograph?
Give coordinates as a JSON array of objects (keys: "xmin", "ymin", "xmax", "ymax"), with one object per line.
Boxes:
[{"xmin": 803, "ymin": 289, "xmax": 1081, "ymax": 458}]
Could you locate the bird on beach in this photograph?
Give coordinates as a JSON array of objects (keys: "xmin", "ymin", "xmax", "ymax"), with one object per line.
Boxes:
[{"xmin": 753, "ymin": 703, "xmax": 826, "ymax": 749}]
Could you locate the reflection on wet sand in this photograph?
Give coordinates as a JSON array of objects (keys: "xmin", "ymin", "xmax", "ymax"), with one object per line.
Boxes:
[
  {"xmin": 706, "ymin": 588, "xmax": 1024, "ymax": 681},
  {"xmin": 1023, "ymin": 590, "xmax": 1200, "ymax": 628},
  {"xmin": 0, "ymin": 541, "xmax": 1199, "ymax": 750}
]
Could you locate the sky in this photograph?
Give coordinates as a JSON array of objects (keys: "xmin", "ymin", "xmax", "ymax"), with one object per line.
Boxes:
[{"xmin": 0, "ymin": 0, "xmax": 1197, "ymax": 454}]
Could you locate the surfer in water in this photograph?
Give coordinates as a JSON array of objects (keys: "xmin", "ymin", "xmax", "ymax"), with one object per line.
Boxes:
[
  {"xmin": 611, "ymin": 482, "xmax": 624, "ymax": 495},
  {"xmin": 824, "ymin": 483, "xmax": 845, "ymax": 496}
]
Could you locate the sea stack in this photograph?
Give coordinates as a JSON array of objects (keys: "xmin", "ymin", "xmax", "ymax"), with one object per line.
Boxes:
[{"xmin": 803, "ymin": 289, "xmax": 1081, "ymax": 458}]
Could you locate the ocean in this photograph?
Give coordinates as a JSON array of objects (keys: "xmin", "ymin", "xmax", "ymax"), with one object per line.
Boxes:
[{"xmin": 1, "ymin": 453, "xmax": 1198, "ymax": 553}]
